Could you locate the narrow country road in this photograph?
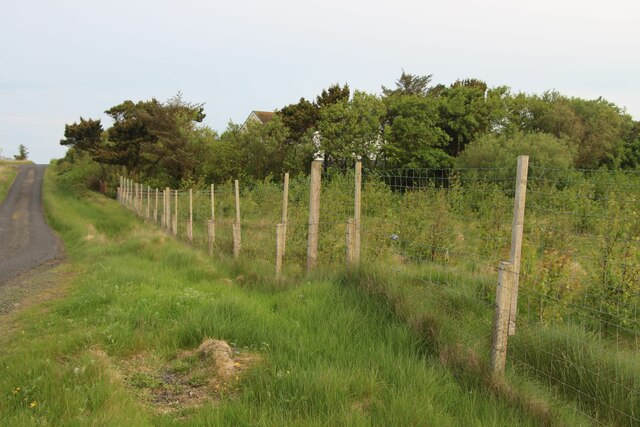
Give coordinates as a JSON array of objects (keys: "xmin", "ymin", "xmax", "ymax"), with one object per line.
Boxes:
[{"xmin": 0, "ymin": 165, "xmax": 62, "ymax": 286}]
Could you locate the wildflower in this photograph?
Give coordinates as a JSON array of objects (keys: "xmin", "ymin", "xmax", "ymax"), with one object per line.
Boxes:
[
  {"xmin": 12, "ymin": 387, "xmax": 20, "ymax": 394},
  {"xmin": 30, "ymin": 401, "xmax": 37, "ymax": 408}
]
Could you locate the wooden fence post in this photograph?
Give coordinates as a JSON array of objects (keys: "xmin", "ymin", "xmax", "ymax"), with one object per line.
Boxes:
[
  {"xmin": 306, "ymin": 160, "xmax": 322, "ymax": 272},
  {"xmin": 208, "ymin": 184, "xmax": 215, "ymax": 255},
  {"xmin": 154, "ymin": 188, "xmax": 158, "ymax": 223},
  {"xmin": 281, "ymin": 172, "xmax": 289, "ymax": 256},
  {"xmin": 146, "ymin": 186, "xmax": 150, "ymax": 219},
  {"xmin": 275, "ymin": 223, "xmax": 285, "ymax": 278},
  {"xmin": 173, "ymin": 189, "xmax": 178, "ymax": 236},
  {"xmin": 233, "ymin": 180, "xmax": 241, "ymax": 258},
  {"xmin": 508, "ymin": 155, "xmax": 529, "ymax": 336},
  {"xmin": 346, "ymin": 218, "xmax": 356, "ymax": 265},
  {"xmin": 161, "ymin": 189, "xmax": 165, "ymax": 227},
  {"xmin": 187, "ymin": 188, "xmax": 193, "ymax": 242},
  {"xmin": 354, "ymin": 161, "xmax": 362, "ymax": 263},
  {"xmin": 165, "ymin": 187, "xmax": 171, "ymax": 232},
  {"xmin": 347, "ymin": 161, "xmax": 362, "ymax": 266},
  {"xmin": 491, "ymin": 261, "xmax": 515, "ymax": 376}
]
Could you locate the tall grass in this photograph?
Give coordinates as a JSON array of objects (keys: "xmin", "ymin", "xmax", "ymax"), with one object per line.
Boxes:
[
  {"xmin": 0, "ymin": 163, "xmax": 18, "ymax": 203},
  {"xmin": 0, "ymin": 168, "xmax": 568, "ymax": 425}
]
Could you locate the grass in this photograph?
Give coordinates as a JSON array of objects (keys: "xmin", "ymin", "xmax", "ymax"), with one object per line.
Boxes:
[
  {"xmin": 117, "ymin": 167, "xmax": 640, "ymax": 425},
  {"xmin": 342, "ymin": 265, "xmax": 640, "ymax": 425},
  {"xmin": 0, "ymin": 169, "xmax": 580, "ymax": 425},
  {"xmin": 0, "ymin": 163, "xmax": 18, "ymax": 203}
]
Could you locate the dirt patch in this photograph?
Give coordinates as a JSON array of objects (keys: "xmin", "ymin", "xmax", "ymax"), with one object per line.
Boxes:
[
  {"xmin": 0, "ymin": 261, "xmax": 74, "ymax": 339},
  {"xmin": 0, "ymin": 261, "xmax": 72, "ymax": 315},
  {"xmin": 114, "ymin": 339, "xmax": 260, "ymax": 414}
]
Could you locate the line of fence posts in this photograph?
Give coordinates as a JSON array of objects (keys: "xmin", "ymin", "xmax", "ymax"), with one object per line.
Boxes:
[{"xmin": 490, "ymin": 155, "xmax": 529, "ymax": 377}]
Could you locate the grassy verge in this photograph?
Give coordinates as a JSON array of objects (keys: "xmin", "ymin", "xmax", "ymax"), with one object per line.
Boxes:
[
  {"xmin": 0, "ymin": 170, "xmax": 567, "ymax": 425},
  {"xmin": 342, "ymin": 265, "xmax": 639, "ymax": 425},
  {"xmin": 0, "ymin": 162, "xmax": 18, "ymax": 203}
]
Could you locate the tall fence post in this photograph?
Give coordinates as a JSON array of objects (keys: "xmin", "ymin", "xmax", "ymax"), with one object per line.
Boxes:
[
  {"xmin": 346, "ymin": 218, "xmax": 356, "ymax": 265},
  {"xmin": 173, "ymin": 189, "xmax": 178, "ymax": 236},
  {"xmin": 233, "ymin": 180, "xmax": 241, "ymax": 258},
  {"xmin": 154, "ymin": 188, "xmax": 158, "ymax": 223},
  {"xmin": 275, "ymin": 223, "xmax": 285, "ymax": 279},
  {"xmin": 208, "ymin": 184, "xmax": 215, "ymax": 255},
  {"xmin": 146, "ymin": 186, "xmax": 150, "ymax": 219},
  {"xmin": 117, "ymin": 176, "xmax": 122, "ymax": 203},
  {"xmin": 165, "ymin": 187, "xmax": 171, "ymax": 232},
  {"xmin": 347, "ymin": 161, "xmax": 362, "ymax": 266},
  {"xmin": 508, "ymin": 155, "xmax": 529, "ymax": 336},
  {"xmin": 161, "ymin": 189, "xmax": 165, "ymax": 227},
  {"xmin": 281, "ymin": 172, "xmax": 289, "ymax": 256},
  {"xmin": 275, "ymin": 172, "xmax": 290, "ymax": 278},
  {"xmin": 188, "ymin": 188, "xmax": 193, "ymax": 243},
  {"xmin": 307, "ymin": 160, "xmax": 322, "ymax": 272},
  {"xmin": 137, "ymin": 183, "xmax": 141, "ymax": 215},
  {"xmin": 491, "ymin": 261, "xmax": 515, "ymax": 376},
  {"xmin": 354, "ymin": 161, "xmax": 362, "ymax": 264}
]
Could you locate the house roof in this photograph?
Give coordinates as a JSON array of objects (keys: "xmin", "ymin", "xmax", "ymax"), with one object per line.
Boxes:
[{"xmin": 251, "ymin": 111, "xmax": 275, "ymax": 124}]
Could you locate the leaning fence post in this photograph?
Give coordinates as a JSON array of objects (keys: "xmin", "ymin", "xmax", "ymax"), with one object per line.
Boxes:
[
  {"xmin": 508, "ymin": 155, "xmax": 529, "ymax": 336},
  {"xmin": 187, "ymin": 188, "xmax": 193, "ymax": 243},
  {"xmin": 233, "ymin": 180, "xmax": 241, "ymax": 258},
  {"xmin": 307, "ymin": 160, "xmax": 322, "ymax": 272},
  {"xmin": 491, "ymin": 261, "xmax": 515, "ymax": 376},
  {"xmin": 208, "ymin": 184, "xmax": 215, "ymax": 255}
]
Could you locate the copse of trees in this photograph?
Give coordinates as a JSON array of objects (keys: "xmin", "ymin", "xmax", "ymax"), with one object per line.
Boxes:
[{"xmin": 57, "ymin": 72, "xmax": 640, "ymax": 192}]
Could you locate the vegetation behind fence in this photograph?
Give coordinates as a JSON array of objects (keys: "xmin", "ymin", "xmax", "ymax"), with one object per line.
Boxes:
[{"xmin": 118, "ymin": 158, "xmax": 639, "ymax": 425}]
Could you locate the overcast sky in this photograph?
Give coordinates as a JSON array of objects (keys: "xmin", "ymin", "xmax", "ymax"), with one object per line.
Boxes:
[{"xmin": 1, "ymin": 0, "xmax": 638, "ymax": 163}]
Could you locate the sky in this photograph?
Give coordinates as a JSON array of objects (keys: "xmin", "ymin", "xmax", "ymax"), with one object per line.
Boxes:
[{"xmin": 0, "ymin": 0, "xmax": 638, "ymax": 164}]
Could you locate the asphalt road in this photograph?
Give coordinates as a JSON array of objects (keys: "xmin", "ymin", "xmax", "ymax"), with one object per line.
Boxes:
[{"xmin": 0, "ymin": 165, "xmax": 62, "ymax": 285}]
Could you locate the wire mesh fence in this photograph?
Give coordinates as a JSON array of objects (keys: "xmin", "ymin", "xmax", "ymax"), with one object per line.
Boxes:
[{"xmin": 117, "ymin": 159, "xmax": 639, "ymax": 425}]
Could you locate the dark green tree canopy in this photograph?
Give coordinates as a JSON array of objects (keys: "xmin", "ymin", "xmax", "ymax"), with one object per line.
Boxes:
[{"xmin": 382, "ymin": 71, "xmax": 433, "ymax": 97}]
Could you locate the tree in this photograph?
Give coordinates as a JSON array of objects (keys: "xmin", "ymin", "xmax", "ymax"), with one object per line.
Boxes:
[
  {"xmin": 216, "ymin": 116, "xmax": 290, "ymax": 181},
  {"xmin": 14, "ymin": 144, "xmax": 28, "ymax": 160},
  {"xmin": 316, "ymin": 83, "xmax": 350, "ymax": 108},
  {"xmin": 316, "ymin": 91, "xmax": 386, "ymax": 169},
  {"xmin": 381, "ymin": 94, "xmax": 451, "ymax": 168},
  {"xmin": 457, "ymin": 131, "xmax": 576, "ymax": 185},
  {"xmin": 60, "ymin": 94, "xmax": 210, "ymax": 187},
  {"xmin": 278, "ymin": 97, "xmax": 319, "ymax": 143},
  {"xmin": 436, "ymin": 79, "xmax": 494, "ymax": 157},
  {"xmin": 382, "ymin": 70, "xmax": 433, "ymax": 97}
]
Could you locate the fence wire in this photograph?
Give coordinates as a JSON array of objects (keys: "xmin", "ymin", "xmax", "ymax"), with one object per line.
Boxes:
[{"xmin": 118, "ymin": 164, "xmax": 639, "ymax": 425}]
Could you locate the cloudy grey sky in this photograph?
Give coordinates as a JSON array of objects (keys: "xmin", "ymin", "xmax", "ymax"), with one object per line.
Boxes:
[{"xmin": 1, "ymin": 0, "xmax": 638, "ymax": 163}]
